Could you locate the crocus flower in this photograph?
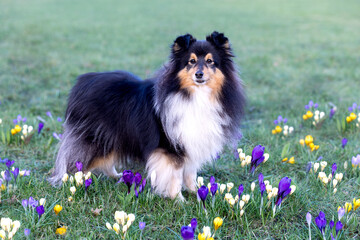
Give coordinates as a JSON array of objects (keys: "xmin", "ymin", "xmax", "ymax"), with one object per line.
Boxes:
[
  {"xmin": 352, "ymin": 154, "xmax": 360, "ymax": 167},
  {"xmin": 331, "ymin": 163, "xmax": 337, "ymax": 177},
  {"xmin": 329, "ymin": 220, "xmax": 334, "ymax": 229},
  {"xmin": 210, "ymin": 183, "xmax": 218, "ymax": 196},
  {"xmin": 258, "ymin": 173, "xmax": 266, "ymax": 197},
  {"xmin": 24, "ymin": 228, "xmax": 31, "ymax": 237},
  {"xmin": 134, "ymin": 172, "xmax": 142, "ymax": 187},
  {"xmin": 11, "ymin": 168, "xmax": 19, "ymax": 183},
  {"xmin": 341, "ymin": 138, "xmax": 348, "ymax": 149},
  {"xmin": 118, "ymin": 170, "xmax": 134, "ymax": 194},
  {"xmin": 75, "ymin": 161, "xmax": 83, "ymax": 171},
  {"xmin": 46, "ymin": 111, "xmax": 52, "ymax": 118},
  {"xmin": 250, "ymin": 145, "xmax": 265, "ymax": 173},
  {"xmin": 275, "ymin": 177, "xmax": 291, "ymax": 206},
  {"xmin": 38, "ymin": 122, "xmax": 44, "ymax": 134},
  {"xmin": 5, "ymin": 159, "xmax": 14, "ymax": 170},
  {"xmin": 4, "ymin": 170, "xmax": 11, "ymax": 186},
  {"xmin": 210, "ymin": 176, "xmax": 215, "ymax": 185},
  {"xmin": 181, "ymin": 226, "xmax": 194, "ymax": 240},
  {"xmin": 54, "ymin": 204, "xmax": 63, "ymax": 215},
  {"xmin": 57, "ymin": 117, "xmax": 62, "ymax": 122},
  {"xmin": 191, "ymin": 218, "xmax": 197, "ymax": 232},
  {"xmin": 28, "ymin": 196, "xmax": 38, "ymax": 208},
  {"xmin": 238, "ymin": 184, "xmax": 244, "ymax": 198},
  {"xmin": 306, "ymin": 212, "xmax": 312, "ymax": 225},
  {"xmin": 213, "ymin": 217, "xmax": 223, "ymax": 231},
  {"xmin": 329, "ymin": 108, "xmax": 336, "ymax": 119},
  {"xmin": 197, "ymin": 185, "xmax": 209, "ymax": 210},
  {"xmin": 315, "ymin": 211, "xmax": 327, "ymax": 234},
  {"xmin": 85, "ymin": 178, "xmax": 92, "ymax": 191},
  {"xmin": 36, "ymin": 205, "xmax": 45, "ymax": 219},
  {"xmin": 22, "ymin": 199, "xmax": 28, "ymax": 210},
  {"xmin": 335, "ymin": 221, "xmax": 343, "ymax": 235},
  {"xmin": 53, "ymin": 132, "xmax": 62, "ymax": 140},
  {"xmin": 139, "ymin": 221, "xmax": 146, "ymax": 230}
]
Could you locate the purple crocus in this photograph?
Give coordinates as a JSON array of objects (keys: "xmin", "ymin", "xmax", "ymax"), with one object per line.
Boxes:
[
  {"xmin": 38, "ymin": 122, "xmax": 44, "ymax": 134},
  {"xmin": 331, "ymin": 163, "xmax": 337, "ymax": 176},
  {"xmin": 53, "ymin": 132, "xmax": 62, "ymax": 140},
  {"xmin": 75, "ymin": 161, "xmax": 83, "ymax": 171},
  {"xmin": 210, "ymin": 183, "xmax": 218, "ymax": 196},
  {"xmin": 329, "ymin": 108, "xmax": 336, "ymax": 119},
  {"xmin": 335, "ymin": 221, "xmax": 343, "ymax": 235},
  {"xmin": 275, "ymin": 177, "xmax": 292, "ymax": 206},
  {"xmin": 134, "ymin": 172, "xmax": 142, "ymax": 187},
  {"xmin": 85, "ymin": 178, "xmax": 92, "ymax": 191},
  {"xmin": 28, "ymin": 197, "xmax": 38, "ymax": 208},
  {"xmin": 0, "ymin": 158, "xmax": 8, "ymax": 163},
  {"xmin": 6, "ymin": 159, "xmax": 15, "ymax": 170},
  {"xmin": 197, "ymin": 185, "xmax": 209, "ymax": 209},
  {"xmin": 22, "ymin": 170, "xmax": 31, "ymax": 176},
  {"xmin": 57, "ymin": 117, "xmax": 62, "ymax": 122},
  {"xmin": 24, "ymin": 229, "xmax": 31, "ymax": 237},
  {"xmin": 190, "ymin": 218, "xmax": 197, "ymax": 232},
  {"xmin": 348, "ymin": 103, "xmax": 357, "ymax": 112},
  {"xmin": 238, "ymin": 184, "xmax": 244, "ymax": 197},
  {"xmin": 306, "ymin": 212, "xmax": 312, "ymax": 226},
  {"xmin": 283, "ymin": 118, "xmax": 288, "ymax": 123},
  {"xmin": 352, "ymin": 154, "xmax": 360, "ymax": 166},
  {"xmin": 315, "ymin": 211, "xmax": 327, "ymax": 234},
  {"xmin": 273, "ymin": 120, "xmax": 279, "ymax": 125},
  {"xmin": 118, "ymin": 170, "xmax": 134, "ymax": 194},
  {"xmin": 314, "ymin": 103, "xmax": 319, "ymax": 108},
  {"xmin": 250, "ymin": 145, "xmax": 265, "ymax": 173},
  {"xmin": 4, "ymin": 170, "xmax": 11, "ymax": 185},
  {"xmin": 180, "ymin": 226, "xmax": 194, "ymax": 240},
  {"xmin": 22, "ymin": 199, "xmax": 29, "ymax": 210},
  {"xmin": 342, "ymin": 138, "xmax": 348, "ymax": 149},
  {"xmin": 139, "ymin": 221, "xmax": 146, "ymax": 230},
  {"xmin": 46, "ymin": 111, "xmax": 52, "ymax": 118},
  {"xmin": 329, "ymin": 220, "xmax": 334, "ymax": 229},
  {"xmin": 338, "ymin": 207, "xmax": 345, "ymax": 220},
  {"xmin": 210, "ymin": 176, "xmax": 215, "ymax": 185},
  {"xmin": 36, "ymin": 205, "xmax": 45, "ymax": 219},
  {"xmin": 258, "ymin": 173, "xmax": 266, "ymax": 197},
  {"xmin": 11, "ymin": 168, "xmax": 19, "ymax": 183}
]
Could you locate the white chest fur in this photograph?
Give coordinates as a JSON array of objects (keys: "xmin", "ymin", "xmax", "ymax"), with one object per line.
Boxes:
[{"xmin": 161, "ymin": 86, "xmax": 230, "ymax": 169}]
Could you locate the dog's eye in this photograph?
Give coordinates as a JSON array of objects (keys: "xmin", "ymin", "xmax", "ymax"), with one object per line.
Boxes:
[
  {"xmin": 189, "ymin": 59, "xmax": 196, "ymax": 64},
  {"xmin": 206, "ymin": 59, "xmax": 213, "ymax": 64}
]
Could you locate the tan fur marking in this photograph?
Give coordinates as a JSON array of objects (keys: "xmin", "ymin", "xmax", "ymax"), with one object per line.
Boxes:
[
  {"xmin": 173, "ymin": 43, "xmax": 181, "ymax": 52},
  {"xmin": 207, "ymin": 68, "xmax": 225, "ymax": 100},
  {"xmin": 87, "ymin": 152, "xmax": 119, "ymax": 178},
  {"xmin": 205, "ymin": 53, "xmax": 213, "ymax": 61},
  {"xmin": 189, "ymin": 53, "xmax": 197, "ymax": 62},
  {"xmin": 178, "ymin": 68, "xmax": 196, "ymax": 91}
]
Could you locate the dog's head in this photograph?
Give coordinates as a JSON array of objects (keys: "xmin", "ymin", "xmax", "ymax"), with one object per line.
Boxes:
[{"xmin": 170, "ymin": 31, "xmax": 235, "ymax": 95}]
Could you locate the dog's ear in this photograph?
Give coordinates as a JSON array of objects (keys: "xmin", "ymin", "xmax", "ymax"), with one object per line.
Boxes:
[
  {"xmin": 172, "ymin": 34, "xmax": 196, "ymax": 54},
  {"xmin": 206, "ymin": 31, "xmax": 233, "ymax": 56}
]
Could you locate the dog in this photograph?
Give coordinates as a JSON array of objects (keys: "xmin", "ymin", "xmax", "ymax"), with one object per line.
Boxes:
[{"xmin": 49, "ymin": 31, "xmax": 245, "ymax": 200}]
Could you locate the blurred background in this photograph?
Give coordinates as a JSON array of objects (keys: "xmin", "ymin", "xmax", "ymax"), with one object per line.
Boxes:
[{"xmin": 1, "ymin": 0, "xmax": 359, "ymax": 120}]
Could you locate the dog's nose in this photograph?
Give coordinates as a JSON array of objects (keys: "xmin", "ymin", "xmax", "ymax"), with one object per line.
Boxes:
[{"xmin": 195, "ymin": 71, "xmax": 203, "ymax": 79}]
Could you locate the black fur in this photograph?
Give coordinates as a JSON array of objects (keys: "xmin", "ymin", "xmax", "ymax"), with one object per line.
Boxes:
[{"xmin": 50, "ymin": 31, "xmax": 245, "ymax": 187}]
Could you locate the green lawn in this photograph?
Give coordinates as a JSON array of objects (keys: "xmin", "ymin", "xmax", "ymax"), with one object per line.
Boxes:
[{"xmin": 0, "ymin": 0, "xmax": 360, "ymax": 239}]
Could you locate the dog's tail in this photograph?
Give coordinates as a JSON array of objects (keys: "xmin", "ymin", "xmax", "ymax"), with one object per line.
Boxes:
[{"xmin": 48, "ymin": 127, "xmax": 93, "ymax": 186}]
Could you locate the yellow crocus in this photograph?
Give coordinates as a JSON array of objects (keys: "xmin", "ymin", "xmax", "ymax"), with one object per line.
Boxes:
[
  {"xmin": 350, "ymin": 112, "xmax": 357, "ymax": 120},
  {"xmin": 14, "ymin": 125, "xmax": 22, "ymax": 133},
  {"xmin": 299, "ymin": 139, "xmax": 305, "ymax": 146},
  {"xmin": 198, "ymin": 233, "xmax": 206, "ymax": 240},
  {"xmin": 302, "ymin": 114, "xmax": 308, "ymax": 120},
  {"xmin": 288, "ymin": 157, "xmax": 295, "ymax": 164},
  {"xmin": 55, "ymin": 227, "xmax": 67, "ymax": 235},
  {"xmin": 306, "ymin": 111, "xmax": 313, "ymax": 118},
  {"xmin": 353, "ymin": 198, "xmax": 360, "ymax": 211},
  {"xmin": 271, "ymin": 129, "xmax": 277, "ymax": 135},
  {"xmin": 344, "ymin": 202, "xmax": 352, "ymax": 213},
  {"xmin": 213, "ymin": 217, "xmax": 223, "ymax": 231},
  {"xmin": 346, "ymin": 116, "xmax": 351, "ymax": 123},
  {"xmin": 275, "ymin": 125, "xmax": 282, "ymax": 133},
  {"xmin": 54, "ymin": 205, "xmax": 63, "ymax": 215},
  {"xmin": 11, "ymin": 129, "xmax": 17, "ymax": 135},
  {"xmin": 0, "ymin": 184, "xmax": 5, "ymax": 191},
  {"xmin": 305, "ymin": 135, "xmax": 313, "ymax": 145},
  {"xmin": 282, "ymin": 158, "xmax": 288, "ymax": 162}
]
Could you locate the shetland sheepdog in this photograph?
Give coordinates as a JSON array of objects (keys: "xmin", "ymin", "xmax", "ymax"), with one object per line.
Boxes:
[{"xmin": 49, "ymin": 31, "xmax": 245, "ymax": 200}]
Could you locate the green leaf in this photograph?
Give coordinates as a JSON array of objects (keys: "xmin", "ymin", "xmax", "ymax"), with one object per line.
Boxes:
[{"xmin": 281, "ymin": 142, "xmax": 291, "ymax": 158}]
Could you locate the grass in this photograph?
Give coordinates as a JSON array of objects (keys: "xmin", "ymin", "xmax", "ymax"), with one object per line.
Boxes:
[{"xmin": 0, "ymin": 0, "xmax": 360, "ymax": 239}]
